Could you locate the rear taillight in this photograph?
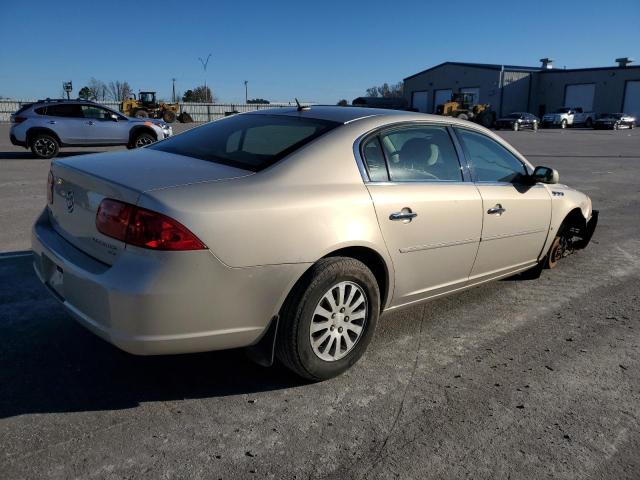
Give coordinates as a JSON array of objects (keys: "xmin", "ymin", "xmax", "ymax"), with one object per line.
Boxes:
[
  {"xmin": 12, "ymin": 115, "xmax": 26, "ymax": 124},
  {"xmin": 96, "ymin": 198, "xmax": 206, "ymax": 251},
  {"xmin": 47, "ymin": 171, "xmax": 54, "ymax": 205}
]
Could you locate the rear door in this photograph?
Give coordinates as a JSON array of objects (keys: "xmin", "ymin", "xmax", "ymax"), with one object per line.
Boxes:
[
  {"xmin": 362, "ymin": 124, "xmax": 482, "ymax": 306},
  {"xmin": 44, "ymin": 104, "xmax": 87, "ymax": 144},
  {"xmin": 454, "ymin": 127, "xmax": 551, "ymax": 281}
]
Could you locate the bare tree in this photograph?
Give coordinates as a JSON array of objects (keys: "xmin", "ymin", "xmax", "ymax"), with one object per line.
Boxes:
[
  {"xmin": 182, "ymin": 85, "xmax": 216, "ymax": 103},
  {"xmin": 87, "ymin": 78, "xmax": 107, "ymax": 101},
  {"xmin": 106, "ymin": 80, "xmax": 133, "ymax": 102},
  {"xmin": 365, "ymin": 81, "xmax": 404, "ymax": 98}
]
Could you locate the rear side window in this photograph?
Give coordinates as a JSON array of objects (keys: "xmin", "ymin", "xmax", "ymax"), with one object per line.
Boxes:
[
  {"xmin": 46, "ymin": 104, "xmax": 83, "ymax": 118},
  {"xmin": 34, "ymin": 107, "xmax": 47, "ymax": 115},
  {"xmin": 150, "ymin": 114, "xmax": 339, "ymax": 172},
  {"xmin": 361, "ymin": 137, "xmax": 389, "ymax": 181}
]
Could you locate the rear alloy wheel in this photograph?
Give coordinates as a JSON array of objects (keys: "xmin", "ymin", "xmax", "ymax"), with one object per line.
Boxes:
[
  {"xmin": 133, "ymin": 132, "xmax": 155, "ymax": 148},
  {"xmin": 30, "ymin": 134, "xmax": 59, "ymax": 159},
  {"xmin": 276, "ymin": 257, "xmax": 380, "ymax": 381}
]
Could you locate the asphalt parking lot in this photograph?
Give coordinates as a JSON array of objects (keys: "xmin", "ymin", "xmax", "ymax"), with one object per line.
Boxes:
[{"xmin": 1, "ymin": 123, "xmax": 639, "ymax": 479}]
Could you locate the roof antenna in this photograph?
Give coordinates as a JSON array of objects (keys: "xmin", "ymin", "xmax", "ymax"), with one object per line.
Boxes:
[{"xmin": 295, "ymin": 98, "xmax": 310, "ymax": 111}]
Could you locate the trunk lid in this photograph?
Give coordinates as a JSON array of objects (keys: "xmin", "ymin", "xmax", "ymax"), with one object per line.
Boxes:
[{"xmin": 49, "ymin": 149, "xmax": 251, "ymax": 264}]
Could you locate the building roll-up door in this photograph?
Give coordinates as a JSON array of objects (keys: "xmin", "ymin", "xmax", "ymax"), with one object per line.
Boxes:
[
  {"xmin": 433, "ymin": 89, "xmax": 452, "ymax": 113},
  {"xmin": 411, "ymin": 91, "xmax": 430, "ymax": 113},
  {"xmin": 623, "ymin": 80, "xmax": 640, "ymax": 120},
  {"xmin": 564, "ymin": 84, "xmax": 595, "ymax": 111}
]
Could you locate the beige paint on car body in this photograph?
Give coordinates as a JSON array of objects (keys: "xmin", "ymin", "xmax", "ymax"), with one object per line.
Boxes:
[{"xmin": 32, "ymin": 107, "xmax": 596, "ymax": 358}]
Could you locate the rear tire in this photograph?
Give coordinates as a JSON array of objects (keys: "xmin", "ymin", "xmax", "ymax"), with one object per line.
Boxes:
[
  {"xmin": 276, "ymin": 257, "xmax": 380, "ymax": 381},
  {"xmin": 457, "ymin": 113, "xmax": 469, "ymax": 121},
  {"xmin": 30, "ymin": 133, "xmax": 59, "ymax": 159}
]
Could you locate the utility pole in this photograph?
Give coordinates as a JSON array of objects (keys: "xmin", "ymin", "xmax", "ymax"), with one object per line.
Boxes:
[
  {"xmin": 244, "ymin": 80, "xmax": 248, "ymax": 104},
  {"xmin": 172, "ymin": 78, "xmax": 176, "ymax": 103},
  {"xmin": 198, "ymin": 54, "xmax": 212, "ymax": 102}
]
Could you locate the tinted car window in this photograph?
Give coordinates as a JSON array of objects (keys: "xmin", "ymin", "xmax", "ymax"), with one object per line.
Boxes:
[
  {"xmin": 455, "ymin": 128, "xmax": 528, "ymax": 183},
  {"xmin": 82, "ymin": 105, "xmax": 113, "ymax": 120},
  {"xmin": 379, "ymin": 126, "xmax": 462, "ymax": 182},
  {"xmin": 46, "ymin": 104, "xmax": 83, "ymax": 118},
  {"xmin": 361, "ymin": 137, "xmax": 389, "ymax": 181},
  {"xmin": 34, "ymin": 107, "xmax": 47, "ymax": 115},
  {"xmin": 150, "ymin": 114, "xmax": 339, "ymax": 172}
]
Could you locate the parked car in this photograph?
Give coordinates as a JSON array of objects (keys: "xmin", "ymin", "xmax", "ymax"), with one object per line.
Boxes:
[
  {"xmin": 32, "ymin": 107, "xmax": 598, "ymax": 380},
  {"xmin": 494, "ymin": 112, "xmax": 539, "ymax": 131},
  {"xmin": 541, "ymin": 107, "xmax": 595, "ymax": 128},
  {"xmin": 593, "ymin": 113, "xmax": 636, "ymax": 130},
  {"xmin": 10, "ymin": 99, "xmax": 172, "ymax": 159}
]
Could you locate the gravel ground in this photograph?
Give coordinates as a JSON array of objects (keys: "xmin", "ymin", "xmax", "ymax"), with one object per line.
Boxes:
[{"xmin": 0, "ymin": 123, "xmax": 639, "ymax": 479}]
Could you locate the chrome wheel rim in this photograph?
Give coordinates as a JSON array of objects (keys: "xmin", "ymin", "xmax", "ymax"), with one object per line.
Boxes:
[
  {"xmin": 309, "ymin": 281, "xmax": 367, "ymax": 362},
  {"xmin": 135, "ymin": 135, "xmax": 153, "ymax": 148},
  {"xmin": 34, "ymin": 138, "xmax": 55, "ymax": 156}
]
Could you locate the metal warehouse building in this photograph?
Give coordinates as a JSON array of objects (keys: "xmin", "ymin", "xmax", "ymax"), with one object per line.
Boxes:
[{"xmin": 403, "ymin": 58, "xmax": 640, "ymax": 119}]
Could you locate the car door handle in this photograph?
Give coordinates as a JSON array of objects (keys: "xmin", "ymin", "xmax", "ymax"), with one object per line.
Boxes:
[
  {"xmin": 48, "ymin": 120, "xmax": 56, "ymax": 124},
  {"xmin": 389, "ymin": 209, "xmax": 417, "ymax": 222},
  {"xmin": 487, "ymin": 204, "xmax": 506, "ymax": 215},
  {"xmin": 86, "ymin": 121, "xmax": 95, "ymax": 126}
]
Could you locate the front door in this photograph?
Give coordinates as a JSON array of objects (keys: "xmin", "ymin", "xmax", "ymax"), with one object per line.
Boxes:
[
  {"xmin": 454, "ymin": 128, "xmax": 552, "ymax": 281},
  {"xmin": 80, "ymin": 105, "xmax": 127, "ymax": 144},
  {"xmin": 361, "ymin": 124, "xmax": 483, "ymax": 307}
]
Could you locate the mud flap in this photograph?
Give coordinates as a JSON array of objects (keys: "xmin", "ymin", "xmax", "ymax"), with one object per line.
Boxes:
[
  {"xmin": 245, "ymin": 315, "xmax": 279, "ymax": 367},
  {"xmin": 575, "ymin": 210, "xmax": 599, "ymax": 249}
]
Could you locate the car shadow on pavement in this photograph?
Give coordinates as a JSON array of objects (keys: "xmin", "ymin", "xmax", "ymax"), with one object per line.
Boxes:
[
  {"xmin": 0, "ymin": 253, "xmax": 305, "ymax": 419},
  {"xmin": 0, "ymin": 151, "xmax": 102, "ymax": 160}
]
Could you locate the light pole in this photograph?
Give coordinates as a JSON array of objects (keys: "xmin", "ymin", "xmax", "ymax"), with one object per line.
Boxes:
[
  {"xmin": 172, "ymin": 78, "xmax": 176, "ymax": 103},
  {"xmin": 198, "ymin": 54, "xmax": 212, "ymax": 102},
  {"xmin": 244, "ymin": 80, "xmax": 248, "ymax": 104}
]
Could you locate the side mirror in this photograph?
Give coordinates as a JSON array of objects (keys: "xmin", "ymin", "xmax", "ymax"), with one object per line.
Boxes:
[
  {"xmin": 532, "ymin": 166, "xmax": 559, "ymax": 184},
  {"xmin": 110, "ymin": 114, "xmax": 119, "ymax": 122}
]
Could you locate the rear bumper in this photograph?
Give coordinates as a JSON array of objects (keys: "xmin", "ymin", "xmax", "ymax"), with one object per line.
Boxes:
[
  {"xmin": 10, "ymin": 133, "xmax": 27, "ymax": 147},
  {"xmin": 31, "ymin": 209, "xmax": 307, "ymax": 355}
]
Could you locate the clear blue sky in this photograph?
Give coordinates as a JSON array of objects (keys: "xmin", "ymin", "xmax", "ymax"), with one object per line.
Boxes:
[{"xmin": 1, "ymin": 0, "xmax": 638, "ymax": 103}]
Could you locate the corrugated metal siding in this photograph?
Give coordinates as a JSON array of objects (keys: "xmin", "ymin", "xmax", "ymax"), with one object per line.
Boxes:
[
  {"xmin": 0, "ymin": 100, "xmax": 308, "ymax": 122},
  {"xmin": 501, "ymin": 71, "xmax": 531, "ymax": 115}
]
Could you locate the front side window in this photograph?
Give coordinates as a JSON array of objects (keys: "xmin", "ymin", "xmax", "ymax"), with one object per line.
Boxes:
[
  {"xmin": 150, "ymin": 114, "xmax": 339, "ymax": 172},
  {"xmin": 455, "ymin": 128, "xmax": 528, "ymax": 183},
  {"xmin": 379, "ymin": 126, "xmax": 462, "ymax": 182},
  {"xmin": 81, "ymin": 105, "xmax": 113, "ymax": 120}
]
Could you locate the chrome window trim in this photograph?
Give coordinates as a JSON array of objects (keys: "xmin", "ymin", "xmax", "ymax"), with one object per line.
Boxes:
[{"xmin": 353, "ymin": 121, "xmax": 472, "ymax": 185}]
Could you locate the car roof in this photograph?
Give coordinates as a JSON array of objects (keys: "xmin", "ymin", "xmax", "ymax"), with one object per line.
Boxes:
[{"xmin": 245, "ymin": 105, "xmax": 419, "ymax": 124}]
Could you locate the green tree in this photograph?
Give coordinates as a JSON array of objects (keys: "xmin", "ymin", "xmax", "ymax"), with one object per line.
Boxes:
[
  {"xmin": 78, "ymin": 86, "xmax": 92, "ymax": 100},
  {"xmin": 247, "ymin": 98, "xmax": 270, "ymax": 104},
  {"xmin": 182, "ymin": 85, "xmax": 215, "ymax": 103},
  {"xmin": 337, "ymin": 99, "xmax": 349, "ymax": 106}
]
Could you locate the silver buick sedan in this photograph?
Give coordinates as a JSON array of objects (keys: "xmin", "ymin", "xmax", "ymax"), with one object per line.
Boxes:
[{"xmin": 32, "ymin": 106, "xmax": 598, "ymax": 380}]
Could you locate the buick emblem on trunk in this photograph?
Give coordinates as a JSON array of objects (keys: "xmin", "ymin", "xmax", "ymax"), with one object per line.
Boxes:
[{"xmin": 63, "ymin": 190, "xmax": 74, "ymax": 213}]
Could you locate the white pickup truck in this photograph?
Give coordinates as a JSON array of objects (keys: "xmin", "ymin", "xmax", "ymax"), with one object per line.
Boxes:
[{"xmin": 541, "ymin": 107, "xmax": 595, "ymax": 128}]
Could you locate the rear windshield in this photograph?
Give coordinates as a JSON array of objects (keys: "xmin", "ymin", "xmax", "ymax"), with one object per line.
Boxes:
[
  {"xmin": 150, "ymin": 114, "xmax": 340, "ymax": 172},
  {"xmin": 14, "ymin": 103, "xmax": 34, "ymax": 115}
]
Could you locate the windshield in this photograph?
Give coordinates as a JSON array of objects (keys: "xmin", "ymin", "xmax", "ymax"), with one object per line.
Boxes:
[
  {"xmin": 506, "ymin": 113, "xmax": 522, "ymax": 119},
  {"xmin": 555, "ymin": 108, "xmax": 571, "ymax": 113},
  {"xmin": 149, "ymin": 113, "xmax": 340, "ymax": 172}
]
